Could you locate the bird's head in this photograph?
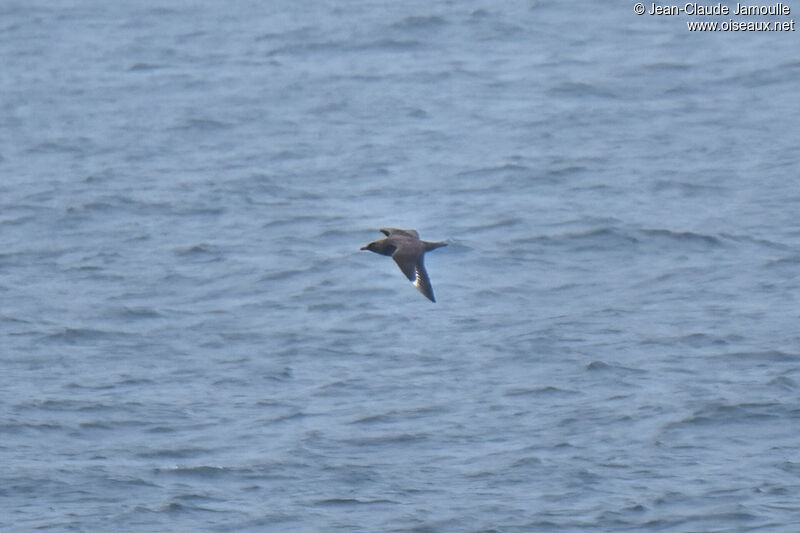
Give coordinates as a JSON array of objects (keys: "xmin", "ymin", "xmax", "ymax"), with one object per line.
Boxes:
[{"xmin": 360, "ymin": 239, "xmax": 395, "ymax": 256}]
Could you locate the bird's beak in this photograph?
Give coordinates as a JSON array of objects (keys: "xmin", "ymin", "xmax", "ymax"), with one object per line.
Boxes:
[{"xmin": 360, "ymin": 245, "xmax": 368, "ymax": 250}]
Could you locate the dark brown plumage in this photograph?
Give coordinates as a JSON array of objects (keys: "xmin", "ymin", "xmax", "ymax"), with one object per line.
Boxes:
[{"xmin": 360, "ymin": 228, "xmax": 447, "ymax": 302}]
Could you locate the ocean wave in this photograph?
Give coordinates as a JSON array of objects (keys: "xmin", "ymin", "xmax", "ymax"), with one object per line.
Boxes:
[{"xmin": 391, "ymin": 15, "xmax": 447, "ymax": 30}]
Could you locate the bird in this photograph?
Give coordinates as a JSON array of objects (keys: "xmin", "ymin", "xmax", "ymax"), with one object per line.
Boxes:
[{"xmin": 360, "ymin": 228, "xmax": 447, "ymax": 302}]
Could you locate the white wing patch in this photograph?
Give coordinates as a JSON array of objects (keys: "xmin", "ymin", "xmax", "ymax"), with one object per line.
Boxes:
[{"xmin": 412, "ymin": 268, "xmax": 421, "ymax": 287}]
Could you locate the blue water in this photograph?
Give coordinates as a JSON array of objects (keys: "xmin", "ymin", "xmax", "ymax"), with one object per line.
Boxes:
[{"xmin": 2, "ymin": 1, "xmax": 800, "ymax": 531}]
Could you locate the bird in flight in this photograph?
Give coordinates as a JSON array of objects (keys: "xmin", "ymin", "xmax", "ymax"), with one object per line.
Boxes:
[{"xmin": 360, "ymin": 228, "xmax": 447, "ymax": 302}]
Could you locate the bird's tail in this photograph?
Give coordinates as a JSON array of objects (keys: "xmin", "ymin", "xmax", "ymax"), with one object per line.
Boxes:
[{"xmin": 423, "ymin": 241, "xmax": 447, "ymax": 252}]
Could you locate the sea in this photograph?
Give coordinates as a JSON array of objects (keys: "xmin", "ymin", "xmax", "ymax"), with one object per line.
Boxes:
[{"xmin": 2, "ymin": 1, "xmax": 800, "ymax": 531}]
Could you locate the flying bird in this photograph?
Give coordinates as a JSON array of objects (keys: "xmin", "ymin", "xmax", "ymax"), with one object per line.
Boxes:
[{"xmin": 360, "ymin": 228, "xmax": 447, "ymax": 302}]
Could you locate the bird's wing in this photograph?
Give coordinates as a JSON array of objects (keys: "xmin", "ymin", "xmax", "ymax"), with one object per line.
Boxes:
[
  {"xmin": 391, "ymin": 248, "xmax": 417, "ymax": 281},
  {"xmin": 392, "ymin": 249, "xmax": 435, "ymax": 302},
  {"xmin": 411, "ymin": 262, "xmax": 435, "ymax": 302},
  {"xmin": 380, "ymin": 228, "xmax": 419, "ymax": 238}
]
